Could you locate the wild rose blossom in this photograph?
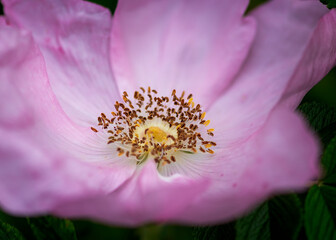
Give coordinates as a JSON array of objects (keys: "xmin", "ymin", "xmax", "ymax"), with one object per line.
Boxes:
[{"xmin": 0, "ymin": 0, "xmax": 335, "ymax": 225}]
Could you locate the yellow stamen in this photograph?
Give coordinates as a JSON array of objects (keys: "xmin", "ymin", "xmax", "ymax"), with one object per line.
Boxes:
[
  {"xmin": 204, "ymin": 143, "xmax": 212, "ymax": 148},
  {"xmin": 201, "ymin": 112, "xmax": 206, "ymax": 120},
  {"xmin": 207, "ymin": 149, "xmax": 214, "ymax": 154},
  {"xmin": 207, "ymin": 128, "xmax": 215, "ymax": 132},
  {"xmin": 204, "ymin": 120, "xmax": 210, "ymax": 126}
]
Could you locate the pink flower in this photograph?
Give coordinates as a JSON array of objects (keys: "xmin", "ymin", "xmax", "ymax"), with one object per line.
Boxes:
[{"xmin": 0, "ymin": 0, "xmax": 335, "ymax": 225}]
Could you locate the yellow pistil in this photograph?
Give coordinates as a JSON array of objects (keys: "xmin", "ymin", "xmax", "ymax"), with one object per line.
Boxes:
[{"xmin": 146, "ymin": 126, "xmax": 167, "ymax": 143}]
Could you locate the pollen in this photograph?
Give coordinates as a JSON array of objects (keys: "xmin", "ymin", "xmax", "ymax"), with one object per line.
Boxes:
[{"xmin": 92, "ymin": 87, "xmax": 216, "ymax": 167}]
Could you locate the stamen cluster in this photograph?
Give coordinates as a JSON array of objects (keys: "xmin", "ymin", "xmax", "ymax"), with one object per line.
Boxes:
[{"xmin": 91, "ymin": 87, "xmax": 216, "ymax": 166}]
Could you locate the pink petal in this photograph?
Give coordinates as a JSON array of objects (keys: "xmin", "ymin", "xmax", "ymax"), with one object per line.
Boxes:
[
  {"xmin": 0, "ymin": 23, "xmax": 135, "ymax": 215},
  {"xmin": 53, "ymin": 160, "xmax": 209, "ymax": 226},
  {"xmin": 281, "ymin": 9, "xmax": 336, "ymax": 108},
  {"xmin": 3, "ymin": 0, "xmax": 121, "ymax": 124},
  {"xmin": 176, "ymin": 108, "xmax": 319, "ymax": 224},
  {"xmin": 207, "ymin": 0, "xmax": 331, "ymax": 142},
  {"xmin": 0, "ymin": 131, "xmax": 134, "ymax": 214},
  {"xmin": 111, "ymin": 0, "xmax": 256, "ymax": 107}
]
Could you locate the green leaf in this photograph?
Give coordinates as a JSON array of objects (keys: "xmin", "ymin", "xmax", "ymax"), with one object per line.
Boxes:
[
  {"xmin": 245, "ymin": 0, "xmax": 268, "ymax": 14},
  {"xmin": 269, "ymin": 195, "xmax": 303, "ymax": 240},
  {"xmin": 320, "ymin": 0, "xmax": 336, "ymax": 9},
  {"xmin": 0, "ymin": 219, "xmax": 25, "ymax": 240},
  {"xmin": 193, "ymin": 222, "xmax": 235, "ymax": 240},
  {"xmin": 305, "ymin": 185, "xmax": 336, "ymax": 240},
  {"xmin": 319, "ymin": 122, "xmax": 336, "ymax": 148},
  {"xmin": 236, "ymin": 203, "xmax": 270, "ymax": 240},
  {"xmin": 298, "ymin": 102, "xmax": 336, "ymax": 133},
  {"xmin": 298, "ymin": 102, "xmax": 336, "ymax": 146},
  {"xmin": 235, "ymin": 194, "xmax": 303, "ymax": 240},
  {"xmin": 195, "ymin": 195, "xmax": 303, "ymax": 240},
  {"xmin": 322, "ymin": 136, "xmax": 336, "ymax": 184},
  {"xmin": 27, "ymin": 216, "xmax": 77, "ymax": 240},
  {"xmin": 86, "ymin": 0, "xmax": 118, "ymax": 13}
]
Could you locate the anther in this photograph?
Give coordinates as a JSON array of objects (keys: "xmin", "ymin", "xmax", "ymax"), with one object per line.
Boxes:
[{"xmin": 91, "ymin": 127, "xmax": 98, "ymax": 133}]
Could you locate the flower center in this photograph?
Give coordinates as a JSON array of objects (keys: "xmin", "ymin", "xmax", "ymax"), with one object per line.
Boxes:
[
  {"xmin": 147, "ymin": 127, "xmax": 167, "ymax": 143},
  {"xmin": 91, "ymin": 87, "xmax": 216, "ymax": 167},
  {"xmin": 146, "ymin": 126, "xmax": 167, "ymax": 143}
]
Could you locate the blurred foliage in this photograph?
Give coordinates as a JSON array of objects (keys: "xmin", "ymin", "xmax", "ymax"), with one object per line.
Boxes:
[
  {"xmin": 193, "ymin": 222, "xmax": 236, "ymax": 240},
  {"xmin": 246, "ymin": 0, "xmax": 268, "ymax": 13},
  {"xmin": 305, "ymin": 136, "xmax": 336, "ymax": 239},
  {"xmin": 85, "ymin": 0, "xmax": 118, "ymax": 13},
  {"xmin": 320, "ymin": 0, "xmax": 336, "ymax": 9},
  {"xmin": 298, "ymin": 102, "xmax": 336, "ymax": 133},
  {"xmin": 27, "ymin": 217, "xmax": 77, "ymax": 240},
  {"xmin": 298, "ymin": 101, "xmax": 336, "ymax": 147},
  {"xmin": 0, "ymin": 219, "xmax": 25, "ymax": 240},
  {"xmin": 0, "ymin": 0, "xmax": 335, "ymax": 239},
  {"xmin": 303, "ymin": 68, "xmax": 336, "ymax": 108},
  {"xmin": 305, "ymin": 185, "xmax": 336, "ymax": 240}
]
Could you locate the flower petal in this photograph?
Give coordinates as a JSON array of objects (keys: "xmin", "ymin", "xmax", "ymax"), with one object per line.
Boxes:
[
  {"xmin": 281, "ymin": 9, "xmax": 336, "ymax": 108},
  {"xmin": 0, "ymin": 131, "xmax": 135, "ymax": 214},
  {"xmin": 53, "ymin": 161, "xmax": 209, "ymax": 225},
  {"xmin": 207, "ymin": 0, "xmax": 331, "ymax": 142},
  {"xmin": 0, "ymin": 22, "xmax": 135, "ymax": 214},
  {"xmin": 111, "ymin": 0, "xmax": 256, "ymax": 107},
  {"xmin": 3, "ymin": 0, "xmax": 121, "ymax": 124},
  {"xmin": 175, "ymin": 107, "xmax": 319, "ymax": 224}
]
